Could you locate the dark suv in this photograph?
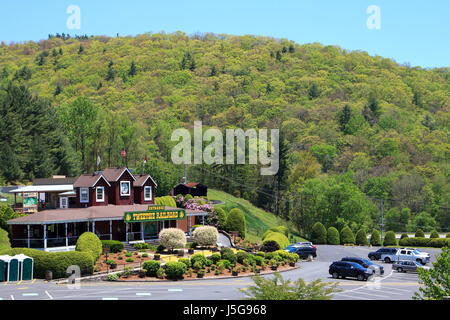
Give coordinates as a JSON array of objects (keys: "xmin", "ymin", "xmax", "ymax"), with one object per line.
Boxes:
[
  {"xmin": 329, "ymin": 261, "xmax": 372, "ymax": 281},
  {"xmin": 368, "ymin": 248, "xmax": 397, "ymax": 261},
  {"xmin": 341, "ymin": 257, "xmax": 384, "ymax": 275},
  {"xmin": 291, "ymin": 246, "xmax": 317, "ymax": 259}
]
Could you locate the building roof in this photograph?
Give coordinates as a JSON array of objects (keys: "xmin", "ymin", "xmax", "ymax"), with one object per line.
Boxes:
[
  {"xmin": 9, "ymin": 185, "xmax": 74, "ymax": 193},
  {"xmin": 73, "ymin": 174, "xmax": 111, "ymax": 188},
  {"xmin": 101, "ymin": 167, "xmax": 136, "ymax": 182},
  {"xmin": 7, "ymin": 205, "xmax": 208, "ymax": 224},
  {"xmin": 32, "ymin": 177, "xmax": 77, "ymax": 186},
  {"xmin": 133, "ymin": 174, "xmax": 158, "ymax": 187}
]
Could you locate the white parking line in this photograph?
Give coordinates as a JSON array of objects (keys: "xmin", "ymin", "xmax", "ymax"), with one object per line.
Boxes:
[
  {"xmin": 168, "ymin": 289, "xmax": 183, "ymax": 292},
  {"xmin": 10, "ymin": 295, "xmax": 14, "ymax": 300},
  {"xmin": 349, "ymin": 290, "xmax": 390, "ymax": 299},
  {"xmin": 45, "ymin": 291, "xmax": 53, "ymax": 300},
  {"xmin": 102, "ymin": 297, "xmax": 119, "ymax": 300},
  {"xmin": 384, "ymin": 286, "xmax": 414, "ymax": 293},
  {"xmin": 361, "ymin": 288, "xmax": 403, "ymax": 295},
  {"xmin": 334, "ymin": 292, "xmax": 371, "ymax": 300},
  {"xmin": 22, "ymin": 293, "xmax": 39, "ymax": 297},
  {"xmin": 136, "ymin": 292, "xmax": 152, "ymax": 296}
]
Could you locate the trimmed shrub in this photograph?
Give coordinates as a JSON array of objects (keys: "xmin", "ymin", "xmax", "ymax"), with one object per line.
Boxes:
[
  {"xmin": 370, "ymin": 229, "xmax": 381, "ymax": 246},
  {"xmin": 75, "ymin": 232, "xmax": 102, "ymax": 261},
  {"xmin": 252, "ymin": 255, "xmax": 264, "ymax": 266},
  {"xmin": 193, "ymin": 226, "xmax": 219, "ymax": 246},
  {"xmin": 0, "ymin": 247, "xmax": 93, "ymax": 279},
  {"xmin": 415, "ymin": 229, "xmax": 425, "ymax": 238},
  {"xmin": 164, "ymin": 261, "xmax": 187, "ymax": 279},
  {"xmin": 155, "ymin": 195, "xmax": 177, "ymax": 207},
  {"xmin": 261, "ymin": 232, "xmax": 289, "ymax": 251},
  {"xmin": 226, "ymin": 208, "xmax": 246, "ymax": 238},
  {"xmin": 327, "ymin": 227, "xmax": 340, "ymax": 245},
  {"xmin": 429, "ymin": 230, "xmax": 439, "ymax": 238},
  {"xmin": 340, "ymin": 226, "xmax": 355, "ymax": 245},
  {"xmin": 355, "ymin": 229, "xmax": 369, "ymax": 245},
  {"xmin": 215, "ymin": 207, "xmax": 227, "ymax": 230},
  {"xmin": 190, "ymin": 253, "xmax": 207, "ymax": 267},
  {"xmin": 178, "ymin": 258, "xmax": 191, "ymax": 269},
  {"xmin": 101, "ymin": 240, "xmax": 124, "ymax": 253},
  {"xmin": 384, "ymin": 231, "xmax": 397, "ymax": 246},
  {"xmin": 220, "ymin": 247, "xmax": 237, "ymax": 265},
  {"xmin": 156, "ymin": 268, "xmax": 166, "ymax": 279},
  {"xmin": 236, "ymin": 250, "xmax": 250, "ymax": 264},
  {"xmin": 262, "ymin": 229, "xmax": 274, "ymax": 240},
  {"xmin": 143, "ymin": 260, "xmax": 161, "ymax": 276},
  {"xmin": 218, "ymin": 259, "xmax": 231, "ymax": 269},
  {"xmin": 400, "ymin": 233, "xmax": 409, "ymax": 240},
  {"xmin": 260, "ymin": 240, "xmax": 280, "ymax": 252},
  {"xmin": 311, "ymin": 222, "xmax": 327, "ymax": 244},
  {"xmin": 209, "ymin": 253, "xmax": 221, "ymax": 264},
  {"xmin": 158, "ymin": 228, "xmax": 186, "ymax": 251},
  {"xmin": 107, "ymin": 273, "xmax": 119, "ymax": 281},
  {"xmin": 399, "ymin": 237, "xmax": 449, "ymax": 248},
  {"xmin": 430, "ymin": 238, "xmax": 450, "ymax": 248}
]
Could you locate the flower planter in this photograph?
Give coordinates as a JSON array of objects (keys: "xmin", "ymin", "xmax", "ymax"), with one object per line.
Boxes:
[
  {"xmin": 232, "ymin": 271, "xmax": 239, "ymax": 276},
  {"xmin": 188, "ymin": 249, "xmax": 194, "ymax": 254},
  {"xmin": 110, "ymin": 263, "xmax": 117, "ymax": 269},
  {"xmin": 271, "ymin": 265, "xmax": 278, "ymax": 271},
  {"xmin": 289, "ymin": 262, "xmax": 296, "ymax": 267},
  {"xmin": 154, "ymin": 254, "xmax": 160, "ymax": 260},
  {"xmin": 197, "ymin": 273, "xmax": 204, "ymax": 278}
]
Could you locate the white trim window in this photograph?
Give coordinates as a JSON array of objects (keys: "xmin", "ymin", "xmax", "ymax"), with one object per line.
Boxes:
[
  {"xmin": 80, "ymin": 188, "xmax": 89, "ymax": 203},
  {"xmin": 144, "ymin": 186, "xmax": 152, "ymax": 201},
  {"xmin": 120, "ymin": 181, "xmax": 130, "ymax": 196},
  {"xmin": 96, "ymin": 186, "xmax": 105, "ymax": 202}
]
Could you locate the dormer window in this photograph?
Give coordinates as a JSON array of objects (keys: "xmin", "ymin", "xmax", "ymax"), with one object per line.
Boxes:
[
  {"xmin": 144, "ymin": 186, "xmax": 152, "ymax": 201},
  {"xmin": 96, "ymin": 186, "xmax": 105, "ymax": 202},
  {"xmin": 120, "ymin": 181, "xmax": 130, "ymax": 196},
  {"xmin": 80, "ymin": 188, "xmax": 89, "ymax": 203}
]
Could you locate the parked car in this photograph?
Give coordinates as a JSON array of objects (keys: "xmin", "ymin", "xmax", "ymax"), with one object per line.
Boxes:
[
  {"xmin": 381, "ymin": 248, "xmax": 430, "ymax": 265},
  {"xmin": 284, "ymin": 242, "xmax": 316, "ymax": 252},
  {"xmin": 341, "ymin": 257, "xmax": 384, "ymax": 275},
  {"xmin": 368, "ymin": 248, "xmax": 398, "ymax": 260},
  {"xmin": 291, "ymin": 246, "xmax": 317, "ymax": 259},
  {"xmin": 400, "ymin": 248, "xmax": 431, "ymax": 260},
  {"xmin": 329, "ymin": 261, "xmax": 372, "ymax": 281},
  {"xmin": 393, "ymin": 260, "xmax": 430, "ymax": 273}
]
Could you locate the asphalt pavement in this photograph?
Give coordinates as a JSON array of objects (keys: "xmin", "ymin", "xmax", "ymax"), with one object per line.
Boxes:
[{"xmin": 0, "ymin": 245, "xmax": 442, "ymax": 300}]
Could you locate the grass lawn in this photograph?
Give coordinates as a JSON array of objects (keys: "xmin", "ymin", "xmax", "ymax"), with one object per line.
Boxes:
[
  {"xmin": 208, "ymin": 189, "xmax": 307, "ymax": 244},
  {"xmin": 0, "ymin": 228, "xmax": 11, "ymax": 250}
]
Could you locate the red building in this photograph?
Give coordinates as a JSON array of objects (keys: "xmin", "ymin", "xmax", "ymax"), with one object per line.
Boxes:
[{"xmin": 7, "ymin": 167, "xmax": 208, "ymax": 251}]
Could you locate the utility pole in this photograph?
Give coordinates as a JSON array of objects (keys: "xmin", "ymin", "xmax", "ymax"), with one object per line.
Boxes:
[
  {"xmin": 380, "ymin": 198, "xmax": 384, "ymax": 247},
  {"xmin": 183, "ymin": 163, "xmax": 187, "ymax": 184}
]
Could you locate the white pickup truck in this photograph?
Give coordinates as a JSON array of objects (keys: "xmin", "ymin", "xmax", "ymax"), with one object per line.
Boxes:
[{"xmin": 381, "ymin": 248, "xmax": 430, "ymax": 265}]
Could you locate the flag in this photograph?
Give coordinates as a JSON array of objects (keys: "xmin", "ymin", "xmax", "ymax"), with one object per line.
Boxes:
[
  {"xmin": 97, "ymin": 155, "xmax": 101, "ymax": 167},
  {"xmin": 144, "ymin": 155, "xmax": 147, "ymax": 163},
  {"xmin": 121, "ymin": 149, "xmax": 126, "ymax": 157}
]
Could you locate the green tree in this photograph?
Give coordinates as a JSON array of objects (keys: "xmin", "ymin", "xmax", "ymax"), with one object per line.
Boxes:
[
  {"xmin": 355, "ymin": 229, "xmax": 368, "ymax": 245},
  {"xmin": 129, "ymin": 61, "xmax": 137, "ymax": 76},
  {"xmin": 370, "ymin": 229, "xmax": 381, "ymax": 246},
  {"xmin": 327, "ymin": 227, "xmax": 340, "ymax": 245},
  {"xmin": 383, "ymin": 231, "xmax": 397, "ymax": 246},
  {"xmin": 413, "ymin": 247, "xmax": 450, "ymax": 300},
  {"xmin": 340, "ymin": 226, "xmax": 355, "ymax": 245},
  {"xmin": 338, "ymin": 105, "xmax": 352, "ymax": 133},
  {"xmin": 310, "ymin": 144, "xmax": 337, "ymax": 173},
  {"xmin": 240, "ymin": 273, "xmax": 340, "ymax": 300},
  {"xmin": 226, "ymin": 208, "xmax": 246, "ymax": 238},
  {"xmin": 311, "ymin": 222, "xmax": 327, "ymax": 244}
]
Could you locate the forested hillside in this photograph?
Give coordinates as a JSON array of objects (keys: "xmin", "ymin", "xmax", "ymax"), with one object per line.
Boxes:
[{"xmin": 0, "ymin": 31, "xmax": 448, "ymax": 237}]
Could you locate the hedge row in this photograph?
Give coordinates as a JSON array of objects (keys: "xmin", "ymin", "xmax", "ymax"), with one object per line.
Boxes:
[
  {"xmin": 75, "ymin": 232, "xmax": 102, "ymax": 261},
  {"xmin": 101, "ymin": 240, "xmax": 124, "ymax": 253},
  {"xmin": 399, "ymin": 237, "xmax": 450, "ymax": 248},
  {"xmin": 0, "ymin": 247, "xmax": 94, "ymax": 279}
]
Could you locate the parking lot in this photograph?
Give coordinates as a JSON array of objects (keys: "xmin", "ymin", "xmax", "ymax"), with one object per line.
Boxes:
[{"xmin": 0, "ymin": 245, "xmax": 442, "ymax": 300}]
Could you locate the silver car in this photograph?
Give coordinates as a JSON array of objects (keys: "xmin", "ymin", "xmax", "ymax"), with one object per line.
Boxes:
[{"xmin": 393, "ymin": 260, "xmax": 430, "ymax": 273}]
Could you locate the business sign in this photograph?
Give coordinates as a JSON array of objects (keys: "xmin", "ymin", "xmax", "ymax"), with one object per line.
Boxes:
[
  {"xmin": 23, "ymin": 192, "xmax": 38, "ymax": 213},
  {"xmin": 123, "ymin": 209, "xmax": 185, "ymax": 223}
]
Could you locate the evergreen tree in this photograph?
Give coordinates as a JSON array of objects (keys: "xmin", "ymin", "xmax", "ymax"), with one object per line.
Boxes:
[
  {"xmin": 129, "ymin": 61, "xmax": 137, "ymax": 76},
  {"xmin": 210, "ymin": 65, "xmax": 217, "ymax": 76},
  {"xmin": 54, "ymin": 83, "xmax": 62, "ymax": 96},
  {"xmin": 308, "ymin": 83, "xmax": 320, "ymax": 99},
  {"xmin": 106, "ymin": 60, "xmax": 115, "ymax": 81},
  {"xmin": 338, "ymin": 105, "xmax": 352, "ymax": 133},
  {"xmin": 78, "ymin": 44, "xmax": 84, "ymax": 54},
  {"xmin": 59, "ymin": 48, "xmax": 63, "ymax": 55},
  {"xmin": 276, "ymin": 50, "xmax": 282, "ymax": 61}
]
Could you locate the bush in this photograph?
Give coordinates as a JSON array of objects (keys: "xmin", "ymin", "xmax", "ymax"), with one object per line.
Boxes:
[
  {"xmin": 107, "ymin": 273, "xmax": 119, "ymax": 281},
  {"xmin": 156, "ymin": 267, "xmax": 166, "ymax": 279},
  {"xmin": 447, "ymin": 233, "xmax": 450, "ymax": 238},
  {"xmin": 429, "ymin": 238, "xmax": 450, "ymax": 248},
  {"xmin": 355, "ymin": 229, "xmax": 369, "ymax": 245},
  {"xmin": 142, "ymin": 260, "xmax": 161, "ymax": 277},
  {"xmin": 415, "ymin": 229, "xmax": 425, "ymax": 238},
  {"xmin": 218, "ymin": 259, "xmax": 231, "ymax": 269},
  {"xmin": 429, "ymin": 230, "xmax": 439, "ymax": 239},
  {"xmin": 252, "ymin": 255, "xmax": 264, "ymax": 266},
  {"xmin": 215, "ymin": 207, "xmax": 227, "ymax": 230},
  {"xmin": 340, "ymin": 227, "xmax": 355, "ymax": 245},
  {"xmin": 0, "ymin": 247, "xmax": 93, "ymax": 279},
  {"xmin": 399, "ymin": 237, "xmax": 449, "ymax": 248},
  {"xmin": 209, "ymin": 253, "xmax": 221, "ymax": 264},
  {"xmin": 190, "ymin": 253, "xmax": 207, "ymax": 267},
  {"xmin": 193, "ymin": 226, "xmax": 219, "ymax": 246},
  {"xmin": 311, "ymin": 222, "xmax": 327, "ymax": 244},
  {"xmin": 101, "ymin": 240, "xmax": 124, "ymax": 253},
  {"xmin": 327, "ymin": 227, "xmax": 340, "ymax": 245},
  {"xmin": 400, "ymin": 233, "xmax": 409, "ymax": 240},
  {"xmin": 220, "ymin": 247, "xmax": 237, "ymax": 265},
  {"xmin": 260, "ymin": 240, "xmax": 280, "ymax": 252},
  {"xmin": 178, "ymin": 258, "xmax": 191, "ymax": 269},
  {"xmin": 75, "ymin": 232, "xmax": 102, "ymax": 262},
  {"xmin": 262, "ymin": 229, "xmax": 275, "ymax": 240},
  {"xmin": 261, "ymin": 232, "xmax": 290, "ymax": 251},
  {"xmin": 126, "ymin": 258, "xmax": 134, "ymax": 262},
  {"xmin": 383, "ymin": 231, "xmax": 397, "ymax": 246},
  {"xmin": 236, "ymin": 251, "xmax": 250, "ymax": 264},
  {"xmin": 370, "ymin": 229, "xmax": 381, "ymax": 246},
  {"xmin": 275, "ymin": 226, "xmax": 289, "ymax": 237},
  {"xmin": 164, "ymin": 261, "xmax": 187, "ymax": 279},
  {"xmin": 158, "ymin": 228, "xmax": 186, "ymax": 251},
  {"xmin": 133, "ymin": 242, "xmax": 150, "ymax": 250},
  {"xmin": 226, "ymin": 208, "xmax": 246, "ymax": 238}
]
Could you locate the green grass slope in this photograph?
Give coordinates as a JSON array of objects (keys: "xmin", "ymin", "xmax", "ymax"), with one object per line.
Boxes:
[
  {"xmin": 0, "ymin": 228, "xmax": 11, "ymax": 250},
  {"xmin": 208, "ymin": 189, "xmax": 307, "ymax": 243}
]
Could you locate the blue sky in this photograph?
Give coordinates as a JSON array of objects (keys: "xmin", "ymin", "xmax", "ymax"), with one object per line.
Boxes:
[{"xmin": 1, "ymin": 1, "xmax": 448, "ymax": 68}]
